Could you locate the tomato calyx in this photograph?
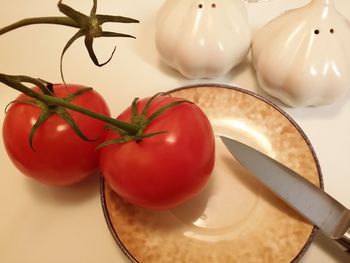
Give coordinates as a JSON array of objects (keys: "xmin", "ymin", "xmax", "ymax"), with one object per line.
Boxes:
[
  {"xmin": 56, "ymin": 0, "xmax": 139, "ymax": 82},
  {"xmin": 98, "ymin": 93, "xmax": 191, "ymax": 147},
  {"xmin": 7, "ymin": 85, "xmax": 97, "ymax": 151},
  {"xmin": 1, "ymin": 73, "xmax": 139, "ymax": 135},
  {"xmin": 0, "ymin": 0, "xmax": 139, "ymax": 82}
]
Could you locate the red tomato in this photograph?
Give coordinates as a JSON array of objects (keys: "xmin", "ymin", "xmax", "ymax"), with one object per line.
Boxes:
[
  {"xmin": 99, "ymin": 96, "xmax": 215, "ymax": 209},
  {"xmin": 2, "ymin": 84, "xmax": 110, "ymax": 186}
]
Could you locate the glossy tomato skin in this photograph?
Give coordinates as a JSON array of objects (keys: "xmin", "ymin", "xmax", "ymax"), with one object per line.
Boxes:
[
  {"xmin": 99, "ymin": 96, "xmax": 215, "ymax": 209},
  {"xmin": 2, "ymin": 84, "xmax": 110, "ymax": 186}
]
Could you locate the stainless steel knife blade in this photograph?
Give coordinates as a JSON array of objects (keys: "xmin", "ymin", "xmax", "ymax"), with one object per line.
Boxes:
[{"xmin": 220, "ymin": 136, "xmax": 350, "ymax": 252}]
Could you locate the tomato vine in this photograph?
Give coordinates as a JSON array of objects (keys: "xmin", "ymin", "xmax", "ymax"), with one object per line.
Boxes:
[{"xmin": 0, "ymin": 1, "xmax": 192, "ymax": 152}]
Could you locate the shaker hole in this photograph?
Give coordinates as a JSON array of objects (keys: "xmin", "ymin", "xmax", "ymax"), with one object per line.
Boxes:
[
  {"xmin": 314, "ymin": 29, "xmax": 320, "ymax": 34},
  {"xmin": 330, "ymin": 28, "xmax": 335, "ymax": 34},
  {"xmin": 211, "ymin": 3, "xmax": 216, "ymax": 8},
  {"xmin": 198, "ymin": 4, "xmax": 203, "ymax": 8}
]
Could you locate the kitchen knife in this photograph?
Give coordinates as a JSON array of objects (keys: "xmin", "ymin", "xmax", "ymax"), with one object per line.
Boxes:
[{"xmin": 220, "ymin": 136, "xmax": 350, "ymax": 252}]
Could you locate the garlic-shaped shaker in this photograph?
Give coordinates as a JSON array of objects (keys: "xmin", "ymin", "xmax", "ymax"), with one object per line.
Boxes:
[
  {"xmin": 252, "ymin": 0, "xmax": 350, "ymax": 107},
  {"xmin": 155, "ymin": 0, "xmax": 251, "ymax": 79}
]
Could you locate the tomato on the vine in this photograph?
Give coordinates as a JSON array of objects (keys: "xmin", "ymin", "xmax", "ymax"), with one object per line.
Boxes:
[
  {"xmin": 99, "ymin": 96, "xmax": 215, "ymax": 209},
  {"xmin": 2, "ymin": 84, "xmax": 110, "ymax": 186}
]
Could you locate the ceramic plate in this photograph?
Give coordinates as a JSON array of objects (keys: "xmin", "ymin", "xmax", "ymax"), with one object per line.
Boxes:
[{"xmin": 100, "ymin": 84, "xmax": 323, "ymax": 263}]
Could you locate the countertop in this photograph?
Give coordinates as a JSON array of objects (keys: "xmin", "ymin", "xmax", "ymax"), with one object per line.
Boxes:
[{"xmin": 0, "ymin": 0, "xmax": 349, "ymax": 262}]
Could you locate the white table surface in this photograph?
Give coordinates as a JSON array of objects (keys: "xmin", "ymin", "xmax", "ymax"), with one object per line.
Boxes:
[{"xmin": 1, "ymin": 0, "xmax": 349, "ymax": 262}]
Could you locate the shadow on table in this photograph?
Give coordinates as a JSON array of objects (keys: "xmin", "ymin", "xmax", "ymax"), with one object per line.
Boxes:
[{"xmin": 26, "ymin": 172, "xmax": 100, "ymax": 205}]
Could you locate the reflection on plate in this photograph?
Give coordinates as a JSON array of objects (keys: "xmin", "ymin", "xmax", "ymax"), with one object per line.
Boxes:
[{"xmin": 100, "ymin": 84, "xmax": 322, "ymax": 263}]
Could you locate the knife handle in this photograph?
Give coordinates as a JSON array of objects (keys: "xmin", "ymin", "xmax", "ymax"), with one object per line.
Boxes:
[{"xmin": 336, "ymin": 226, "xmax": 350, "ymax": 252}]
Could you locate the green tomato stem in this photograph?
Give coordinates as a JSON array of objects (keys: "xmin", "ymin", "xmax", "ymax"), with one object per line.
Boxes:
[
  {"xmin": 40, "ymin": 93, "xmax": 139, "ymax": 134},
  {"xmin": 0, "ymin": 73, "xmax": 139, "ymax": 135},
  {"xmin": 0, "ymin": 17, "xmax": 80, "ymax": 35}
]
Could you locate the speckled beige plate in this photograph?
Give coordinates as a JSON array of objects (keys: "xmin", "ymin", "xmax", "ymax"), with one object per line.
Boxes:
[{"xmin": 101, "ymin": 84, "xmax": 323, "ymax": 263}]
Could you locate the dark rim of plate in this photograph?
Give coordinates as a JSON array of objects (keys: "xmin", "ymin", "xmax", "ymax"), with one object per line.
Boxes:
[{"xmin": 100, "ymin": 83, "xmax": 324, "ymax": 263}]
